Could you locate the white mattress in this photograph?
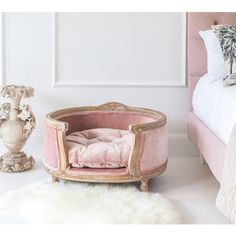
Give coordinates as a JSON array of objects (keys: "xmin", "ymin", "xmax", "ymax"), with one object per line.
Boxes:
[{"xmin": 192, "ymin": 74, "xmax": 236, "ymax": 144}]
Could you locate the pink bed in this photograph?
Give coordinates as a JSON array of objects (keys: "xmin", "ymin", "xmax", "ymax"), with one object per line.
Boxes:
[
  {"xmin": 187, "ymin": 13, "xmax": 236, "ymax": 182},
  {"xmin": 43, "ymin": 102, "xmax": 168, "ymax": 192}
]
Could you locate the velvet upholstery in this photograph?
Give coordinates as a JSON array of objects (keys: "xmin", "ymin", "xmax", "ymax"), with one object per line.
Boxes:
[
  {"xmin": 187, "ymin": 13, "xmax": 236, "ymax": 182},
  {"xmin": 58, "ymin": 111, "xmax": 159, "ymax": 135},
  {"xmin": 66, "ymin": 128, "xmax": 133, "ymax": 168},
  {"xmin": 139, "ymin": 125, "xmax": 167, "ymax": 174},
  {"xmin": 43, "ymin": 102, "xmax": 167, "ymax": 187},
  {"xmin": 43, "ymin": 124, "xmax": 60, "ymax": 170},
  {"xmin": 57, "ymin": 111, "xmax": 166, "ymax": 173},
  {"xmin": 188, "ymin": 112, "xmax": 226, "ymax": 182},
  {"xmin": 68, "ymin": 167, "xmax": 129, "ymax": 176}
]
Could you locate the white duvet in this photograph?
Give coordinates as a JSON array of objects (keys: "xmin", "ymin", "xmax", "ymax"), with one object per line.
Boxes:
[{"xmin": 192, "ymin": 74, "xmax": 236, "ymax": 144}]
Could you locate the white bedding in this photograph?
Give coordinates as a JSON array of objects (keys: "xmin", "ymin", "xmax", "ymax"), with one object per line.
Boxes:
[{"xmin": 192, "ymin": 74, "xmax": 236, "ymax": 144}]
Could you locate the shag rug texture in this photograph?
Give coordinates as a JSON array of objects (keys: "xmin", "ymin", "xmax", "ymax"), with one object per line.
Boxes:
[{"xmin": 0, "ymin": 179, "xmax": 181, "ymax": 224}]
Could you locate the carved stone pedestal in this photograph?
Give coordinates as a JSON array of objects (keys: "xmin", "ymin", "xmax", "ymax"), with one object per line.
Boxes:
[{"xmin": 0, "ymin": 152, "xmax": 35, "ymax": 172}]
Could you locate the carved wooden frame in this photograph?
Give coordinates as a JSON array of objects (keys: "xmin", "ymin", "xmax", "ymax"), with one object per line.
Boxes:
[{"xmin": 44, "ymin": 102, "xmax": 167, "ymax": 191}]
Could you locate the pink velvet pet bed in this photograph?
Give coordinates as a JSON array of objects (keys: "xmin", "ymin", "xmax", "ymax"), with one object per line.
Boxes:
[{"xmin": 43, "ymin": 102, "xmax": 167, "ymax": 191}]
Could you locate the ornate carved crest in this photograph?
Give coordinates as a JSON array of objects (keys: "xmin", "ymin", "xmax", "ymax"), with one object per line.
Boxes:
[{"xmin": 97, "ymin": 102, "xmax": 129, "ymax": 111}]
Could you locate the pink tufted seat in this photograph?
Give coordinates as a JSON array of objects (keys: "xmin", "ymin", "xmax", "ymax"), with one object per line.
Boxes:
[{"xmin": 66, "ymin": 128, "xmax": 133, "ymax": 168}]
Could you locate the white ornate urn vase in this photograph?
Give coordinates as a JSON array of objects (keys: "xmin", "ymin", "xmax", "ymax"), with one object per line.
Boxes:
[{"xmin": 0, "ymin": 85, "xmax": 36, "ymax": 172}]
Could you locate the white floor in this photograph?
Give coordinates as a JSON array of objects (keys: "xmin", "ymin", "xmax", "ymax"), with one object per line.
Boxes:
[
  {"xmin": 0, "ymin": 139, "xmax": 231, "ymax": 224},
  {"xmin": 150, "ymin": 158, "xmax": 230, "ymax": 224}
]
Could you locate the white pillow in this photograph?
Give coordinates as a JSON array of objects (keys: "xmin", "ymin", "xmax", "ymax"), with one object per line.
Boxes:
[{"xmin": 199, "ymin": 30, "xmax": 226, "ymax": 82}]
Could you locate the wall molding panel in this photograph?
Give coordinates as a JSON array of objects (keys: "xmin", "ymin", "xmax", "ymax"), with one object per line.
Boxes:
[
  {"xmin": 52, "ymin": 12, "xmax": 186, "ymax": 87},
  {"xmin": 0, "ymin": 13, "xmax": 195, "ymax": 157}
]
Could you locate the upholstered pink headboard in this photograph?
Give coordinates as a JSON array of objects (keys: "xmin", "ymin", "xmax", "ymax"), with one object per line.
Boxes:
[{"xmin": 187, "ymin": 12, "xmax": 236, "ymax": 111}]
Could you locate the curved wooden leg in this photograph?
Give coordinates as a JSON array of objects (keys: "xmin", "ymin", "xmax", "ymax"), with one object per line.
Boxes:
[
  {"xmin": 140, "ymin": 179, "xmax": 149, "ymax": 192},
  {"xmin": 51, "ymin": 175, "xmax": 59, "ymax": 183}
]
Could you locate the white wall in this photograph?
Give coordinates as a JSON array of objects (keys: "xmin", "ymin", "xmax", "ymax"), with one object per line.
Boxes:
[{"xmin": 0, "ymin": 12, "xmax": 198, "ymax": 157}]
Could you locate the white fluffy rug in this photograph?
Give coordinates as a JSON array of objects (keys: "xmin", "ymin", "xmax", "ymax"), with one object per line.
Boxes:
[{"xmin": 0, "ymin": 179, "xmax": 181, "ymax": 224}]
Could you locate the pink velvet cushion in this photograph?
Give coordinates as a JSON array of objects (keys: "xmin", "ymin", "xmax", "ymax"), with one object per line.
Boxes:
[{"xmin": 66, "ymin": 128, "xmax": 133, "ymax": 168}]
